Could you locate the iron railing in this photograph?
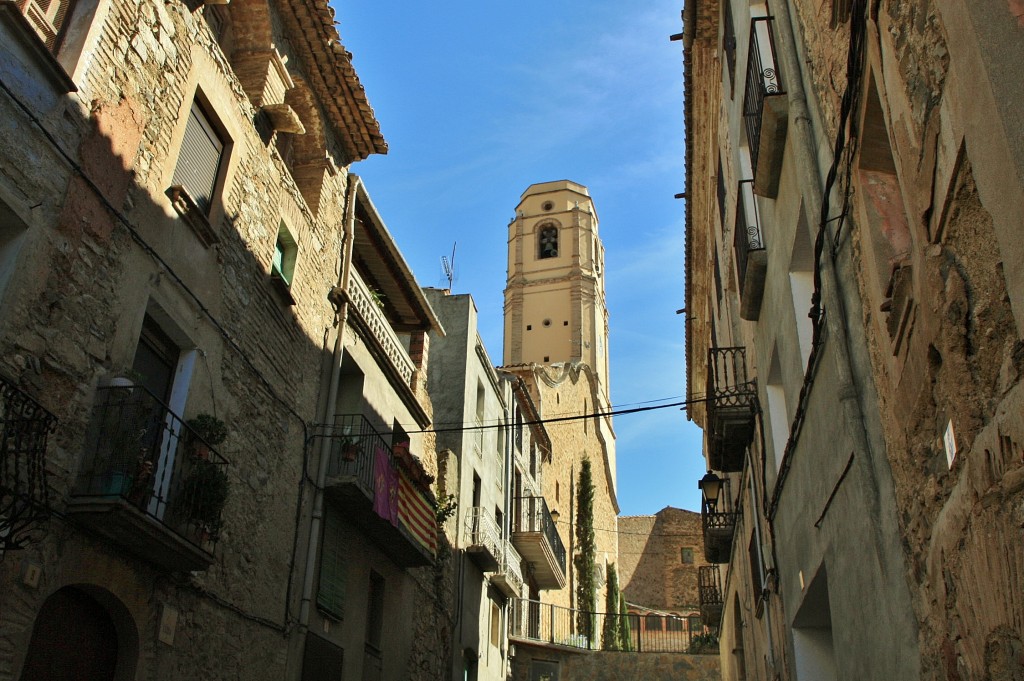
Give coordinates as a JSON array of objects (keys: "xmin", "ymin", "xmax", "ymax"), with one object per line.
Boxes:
[
  {"xmin": 510, "ymin": 599, "xmax": 704, "ymax": 652},
  {"xmin": 324, "ymin": 413, "xmax": 394, "ymax": 497},
  {"xmin": 702, "ymin": 488, "xmax": 740, "ymax": 564},
  {"xmin": 512, "ymin": 495, "xmax": 566, "ymax": 575},
  {"xmin": 465, "ymin": 506, "xmax": 501, "ymax": 556},
  {"xmin": 75, "ymin": 385, "xmax": 229, "ymax": 547},
  {"xmin": 699, "ymin": 565, "xmax": 725, "ymax": 628},
  {"xmin": 734, "ymin": 179, "xmax": 764, "ymax": 292},
  {"xmin": 500, "ymin": 541, "xmax": 524, "ymax": 595},
  {"xmin": 707, "ymin": 347, "xmax": 757, "ymax": 407},
  {"xmin": 0, "ymin": 376, "xmax": 57, "ymax": 552},
  {"xmin": 743, "ymin": 16, "xmax": 785, "ymax": 174}
]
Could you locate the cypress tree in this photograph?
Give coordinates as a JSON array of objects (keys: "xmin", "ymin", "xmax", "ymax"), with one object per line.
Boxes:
[
  {"xmin": 618, "ymin": 592, "xmax": 633, "ymax": 651},
  {"xmin": 574, "ymin": 457, "xmax": 596, "ymax": 645},
  {"xmin": 602, "ymin": 561, "xmax": 621, "ymax": 650}
]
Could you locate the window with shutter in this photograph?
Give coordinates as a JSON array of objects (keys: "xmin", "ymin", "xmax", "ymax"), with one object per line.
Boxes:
[
  {"xmin": 316, "ymin": 506, "xmax": 346, "ymax": 620},
  {"xmin": 172, "ymin": 101, "xmax": 225, "ymax": 215},
  {"xmin": 21, "ymin": 0, "xmax": 78, "ymax": 52}
]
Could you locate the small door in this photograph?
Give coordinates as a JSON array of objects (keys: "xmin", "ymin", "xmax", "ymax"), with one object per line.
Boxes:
[{"xmin": 19, "ymin": 587, "xmax": 119, "ymax": 681}]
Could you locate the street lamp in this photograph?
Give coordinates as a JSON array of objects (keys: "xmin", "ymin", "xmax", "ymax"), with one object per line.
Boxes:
[{"xmin": 698, "ymin": 472, "xmax": 723, "ymax": 511}]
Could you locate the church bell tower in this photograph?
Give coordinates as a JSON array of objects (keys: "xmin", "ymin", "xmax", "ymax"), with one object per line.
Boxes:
[{"xmin": 503, "ymin": 180, "xmax": 611, "ymax": 396}]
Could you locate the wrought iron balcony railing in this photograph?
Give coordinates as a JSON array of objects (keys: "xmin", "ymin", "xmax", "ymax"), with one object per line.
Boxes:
[
  {"xmin": 734, "ymin": 179, "xmax": 767, "ymax": 320},
  {"xmin": 321, "ymin": 414, "xmax": 437, "ymax": 567},
  {"xmin": 464, "ymin": 506, "xmax": 501, "ymax": 571},
  {"xmin": 347, "ymin": 268, "xmax": 416, "ymax": 386},
  {"xmin": 509, "ymin": 598, "xmax": 703, "ymax": 652},
  {"xmin": 698, "ymin": 565, "xmax": 725, "ymax": 629},
  {"xmin": 743, "ymin": 16, "xmax": 785, "ymax": 176},
  {"xmin": 0, "ymin": 376, "xmax": 57, "ymax": 552},
  {"xmin": 706, "ymin": 347, "xmax": 758, "ymax": 472},
  {"xmin": 70, "ymin": 385, "xmax": 229, "ymax": 570},
  {"xmin": 509, "ymin": 495, "xmax": 566, "ymax": 590},
  {"xmin": 494, "ymin": 540, "xmax": 524, "ymax": 598},
  {"xmin": 702, "ymin": 504, "xmax": 739, "ymax": 564}
]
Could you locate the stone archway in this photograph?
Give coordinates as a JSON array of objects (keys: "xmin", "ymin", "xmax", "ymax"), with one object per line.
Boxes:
[{"xmin": 19, "ymin": 585, "xmax": 138, "ymax": 681}]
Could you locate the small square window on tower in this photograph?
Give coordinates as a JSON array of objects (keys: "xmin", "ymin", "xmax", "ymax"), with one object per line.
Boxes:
[{"xmin": 681, "ymin": 547, "xmax": 694, "ymax": 564}]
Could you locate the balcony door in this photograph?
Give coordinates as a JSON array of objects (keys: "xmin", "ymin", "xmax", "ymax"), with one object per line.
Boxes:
[{"xmin": 131, "ymin": 311, "xmax": 196, "ymax": 518}]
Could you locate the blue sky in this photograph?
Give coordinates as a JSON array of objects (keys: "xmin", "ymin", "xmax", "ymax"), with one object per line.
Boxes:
[{"xmin": 336, "ymin": 1, "xmax": 705, "ymax": 514}]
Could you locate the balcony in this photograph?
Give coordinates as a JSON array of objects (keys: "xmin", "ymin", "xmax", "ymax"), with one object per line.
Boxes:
[
  {"xmin": 67, "ymin": 386, "xmax": 230, "ymax": 572},
  {"xmin": 491, "ymin": 541, "xmax": 524, "ymax": 599},
  {"xmin": 702, "ymin": 503, "xmax": 739, "ymax": 564},
  {"xmin": 347, "ymin": 268, "xmax": 416, "ymax": 388},
  {"xmin": 698, "ymin": 565, "xmax": 724, "ymax": 629},
  {"xmin": 735, "ymin": 179, "xmax": 767, "ymax": 320},
  {"xmin": 464, "ymin": 507, "xmax": 501, "ymax": 572},
  {"xmin": 743, "ymin": 16, "xmax": 788, "ymax": 198},
  {"xmin": 1, "ymin": 376, "xmax": 57, "ymax": 551},
  {"xmin": 511, "ymin": 496, "xmax": 566, "ymax": 590},
  {"xmin": 322, "ymin": 414, "xmax": 436, "ymax": 567},
  {"xmin": 706, "ymin": 347, "xmax": 758, "ymax": 472}
]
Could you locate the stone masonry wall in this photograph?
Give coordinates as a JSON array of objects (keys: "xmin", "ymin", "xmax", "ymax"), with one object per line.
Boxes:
[
  {"xmin": 510, "ymin": 642, "xmax": 720, "ymax": 681},
  {"xmin": 618, "ymin": 508, "xmax": 705, "ymax": 613}
]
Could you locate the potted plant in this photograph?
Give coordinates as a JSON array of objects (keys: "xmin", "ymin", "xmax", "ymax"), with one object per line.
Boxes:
[
  {"xmin": 186, "ymin": 413, "xmax": 228, "ymax": 459},
  {"xmin": 338, "ymin": 425, "xmax": 360, "ymax": 462},
  {"xmin": 181, "ymin": 460, "xmax": 230, "ymax": 542}
]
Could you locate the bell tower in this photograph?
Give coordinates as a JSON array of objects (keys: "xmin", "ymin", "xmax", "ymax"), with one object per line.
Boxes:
[{"xmin": 503, "ymin": 180, "xmax": 611, "ymax": 397}]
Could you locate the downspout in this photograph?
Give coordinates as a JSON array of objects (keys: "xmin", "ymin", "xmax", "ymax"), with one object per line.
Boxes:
[{"xmin": 297, "ymin": 174, "xmax": 361, "ymax": 630}]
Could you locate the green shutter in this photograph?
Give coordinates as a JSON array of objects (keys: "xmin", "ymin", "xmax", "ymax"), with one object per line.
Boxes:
[{"xmin": 316, "ymin": 507, "xmax": 345, "ymax": 620}]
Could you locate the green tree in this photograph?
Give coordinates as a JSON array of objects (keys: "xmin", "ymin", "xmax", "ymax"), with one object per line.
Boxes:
[
  {"xmin": 618, "ymin": 593, "xmax": 633, "ymax": 651},
  {"xmin": 574, "ymin": 457, "xmax": 596, "ymax": 646},
  {"xmin": 601, "ymin": 561, "xmax": 621, "ymax": 650}
]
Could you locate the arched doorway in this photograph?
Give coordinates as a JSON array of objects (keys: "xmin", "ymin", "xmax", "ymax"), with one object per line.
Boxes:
[{"xmin": 19, "ymin": 585, "xmax": 135, "ymax": 681}]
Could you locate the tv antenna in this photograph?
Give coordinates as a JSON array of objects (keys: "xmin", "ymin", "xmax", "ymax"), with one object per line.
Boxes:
[{"xmin": 441, "ymin": 242, "xmax": 457, "ymax": 291}]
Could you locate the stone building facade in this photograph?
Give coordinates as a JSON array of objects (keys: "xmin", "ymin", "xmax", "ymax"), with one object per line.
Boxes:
[
  {"xmin": 618, "ymin": 507, "xmax": 705, "ymax": 616},
  {"xmin": 681, "ymin": 0, "xmax": 1024, "ymax": 680},
  {"xmin": 0, "ymin": 0, "xmax": 452, "ymax": 678}
]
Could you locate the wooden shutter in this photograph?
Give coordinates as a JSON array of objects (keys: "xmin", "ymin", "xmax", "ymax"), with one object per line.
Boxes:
[
  {"xmin": 172, "ymin": 101, "xmax": 224, "ymax": 214},
  {"xmin": 316, "ymin": 506, "xmax": 346, "ymax": 620},
  {"xmin": 21, "ymin": 0, "xmax": 77, "ymax": 52}
]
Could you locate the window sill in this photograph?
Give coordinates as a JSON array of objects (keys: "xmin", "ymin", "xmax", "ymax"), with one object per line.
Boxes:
[
  {"xmin": 166, "ymin": 185, "xmax": 219, "ymax": 247},
  {"xmin": 270, "ymin": 270, "xmax": 296, "ymax": 306}
]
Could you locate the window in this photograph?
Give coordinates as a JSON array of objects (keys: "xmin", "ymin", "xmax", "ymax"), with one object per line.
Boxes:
[
  {"xmin": 301, "ymin": 634, "xmax": 343, "ymax": 681},
  {"xmin": 21, "ymin": 0, "xmax": 78, "ymax": 52},
  {"xmin": 722, "ymin": 0, "xmax": 736, "ymax": 96},
  {"xmin": 490, "ymin": 600, "xmax": 501, "ymax": 647},
  {"xmin": 316, "ymin": 506, "xmax": 346, "ymax": 620},
  {"xmin": 272, "ymin": 222, "xmax": 297, "ymax": 286},
  {"xmin": 365, "ymin": 571, "xmax": 385, "ymax": 650},
  {"xmin": 0, "ymin": 204, "xmax": 29, "ymax": 306},
  {"xmin": 766, "ymin": 349, "xmax": 789, "ymax": 472},
  {"xmin": 538, "ymin": 225, "xmax": 558, "ymax": 259},
  {"xmin": 681, "ymin": 547, "xmax": 695, "ymax": 564},
  {"xmin": 172, "ymin": 100, "xmax": 225, "ymax": 215}
]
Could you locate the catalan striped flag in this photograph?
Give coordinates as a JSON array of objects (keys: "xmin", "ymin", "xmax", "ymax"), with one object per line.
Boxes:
[{"xmin": 398, "ymin": 472, "xmax": 436, "ymax": 557}]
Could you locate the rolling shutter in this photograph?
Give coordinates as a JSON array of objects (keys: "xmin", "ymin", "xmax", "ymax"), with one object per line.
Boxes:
[
  {"xmin": 316, "ymin": 506, "xmax": 346, "ymax": 620},
  {"xmin": 172, "ymin": 101, "xmax": 224, "ymax": 214}
]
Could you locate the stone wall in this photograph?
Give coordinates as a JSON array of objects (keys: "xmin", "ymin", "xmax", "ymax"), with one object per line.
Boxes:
[
  {"xmin": 618, "ymin": 508, "xmax": 704, "ymax": 612},
  {"xmin": 510, "ymin": 642, "xmax": 720, "ymax": 681},
  {"xmin": 0, "ymin": 0, "xmax": 451, "ymax": 678}
]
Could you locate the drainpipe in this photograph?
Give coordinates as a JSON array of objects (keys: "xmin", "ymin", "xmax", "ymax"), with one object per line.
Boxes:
[{"xmin": 296, "ymin": 175, "xmax": 360, "ymax": 632}]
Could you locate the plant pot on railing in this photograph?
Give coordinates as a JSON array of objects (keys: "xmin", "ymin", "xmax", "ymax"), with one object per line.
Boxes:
[
  {"xmin": 186, "ymin": 414, "xmax": 228, "ymax": 460},
  {"xmin": 180, "ymin": 460, "xmax": 230, "ymax": 544}
]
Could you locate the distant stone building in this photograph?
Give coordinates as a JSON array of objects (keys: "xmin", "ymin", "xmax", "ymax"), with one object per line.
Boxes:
[
  {"xmin": 0, "ymin": 0, "xmax": 451, "ymax": 678},
  {"xmin": 680, "ymin": 0, "xmax": 1024, "ymax": 680},
  {"xmin": 618, "ymin": 507, "xmax": 704, "ymax": 615}
]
